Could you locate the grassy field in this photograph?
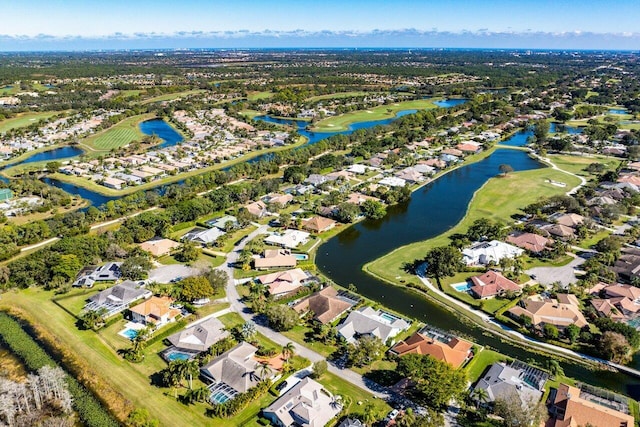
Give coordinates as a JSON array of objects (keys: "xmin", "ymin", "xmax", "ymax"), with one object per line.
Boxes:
[
  {"xmin": 138, "ymin": 89, "xmax": 205, "ymax": 105},
  {"xmin": 310, "ymin": 99, "xmax": 440, "ymax": 132},
  {"xmin": 364, "ymin": 166, "xmax": 582, "ymax": 290},
  {"xmin": 81, "ymin": 113, "xmax": 155, "ymax": 151},
  {"xmin": 548, "ymin": 154, "xmax": 622, "ymax": 178},
  {"xmin": 0, "ymin": 111, "xmax": 60, "ymax": 133},
  {"xmin": 246, "ymin": 91, "xmax": 273, "ymax": 101},
  {"xmin": 464, "ymin": 349, "xmax": 510, "ymax": 383},
  {"xmin": 318, "ymin": 372, "xmax": 392, "ymax": 420},
  {"xmin": 305, "ymin": 91, "xmax": 370, "ymax": 102}
]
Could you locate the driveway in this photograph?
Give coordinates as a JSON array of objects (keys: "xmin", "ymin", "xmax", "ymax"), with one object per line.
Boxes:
[
  {"xmin": 525, "ymin": 255, "xmax": 585, "ymax": 288},
  {"xmin": 147, "ymin": 264, "xmax": 202, "ymax": 283}
]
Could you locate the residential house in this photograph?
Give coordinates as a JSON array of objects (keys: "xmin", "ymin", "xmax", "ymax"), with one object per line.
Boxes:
[
  {"xmin": 200, "ymin": 342, "xmax": 274, "ymax": 397},
  {"xmin": 505, "ymin": 232, "xmax": 551, "ymax": 254},
  {"xmin": 305, "ymin": 174, "xmax": 333, "ymax": 187},
  {"xmin": 337, "ymin": 419, "xmax": 364, "ymax": 427},
  {"xmin": 182, "ymin": 227, "xmax": 226, "ymax": 245},
  {"xmin": 508, "ymin": 294, "xmax": 588, "ymax": 330},
  {"xmin": 263, "ymin": 377, "xmax": 342, "ymax": 427},
  {"xmin": 138, "ymin": 238, "xmax": 180, "ymax": 258},
  {"xmin": 166, "ymin": 317, "xmax": 229, "ymax": 354},
  {"xmin": 473, "ymin": 362, "xmax": 546, "ymax": 407},
  {"xmin": 613, "ymin": 247, "xmax": 640, "ymax": 282},
  {"xmin": 102, "ymin": 177, "xmax": 126, "ymax": 190},
  {"xmin": 293, "ymin": 287, "xmax": 356, "ymax": 324},
  {"xmin": 346, "ymin": 193, "xmax": 380, "ymax": 206},
  {"xmin": 265, "ymin": 229, "xmax": 310, "ymax": 249},
  {"xmin": 245, "ymin": 200, "xmax": 269, "ymax": 218},
  {"xmin": 394, "ymin": 167, "xmax": 424, "ymax": 184},
  {"xmin": 550, "ymin": 212, "xmax": 585, "ymax": 228},
  {"xmin": 337, "ymin": 306, "xmax": 410, "ymax": 345},
  {"xmin": 73, "ymin": 262, "xmax": 122, "ymax": 287},
  {"xmin": 206, "ymin": 215, "xmax": 238, "ymax": 231},
  {"xmin": 548, "ymin": 383, "xmax": 634, "ymax": 427},
  {"xmin": 378, "ymin": 176, "xmax": 407, "ymax": 188},
  {"xmin": 468, "ymin": 271, "xmax": 521, "ymax": 299},
  {"xmin": 390, "ymin": 331, "xmax": 473, "ymax": 368},
  {"xmin": 540, "ymin": 223, "xmax": 576, "ymax": 240},
  {"xmin": 264, "ymin": 193, "xmax": 294, "ymax": 207},
  {"xmin": 258, "ymin": 268, "xmax": 310, "ymax": 297},
  {"xmin": 347, "ymin": 164, "xmax": 367, "ymax": 174},
  {"xmin": 462, "ymin": 240, "xmax": 524, "ymax": 266},
  {"xmin": 129, "ymin": 296, "xmax": 181, "ymax": 327},
  {"xmin": 303, "ymin": 216, "xmax": 336, "ymax": 234},
  {"xmin": 254, "ymin": 249, "xmax": 297, "ymax": 270},
  {"xmin": 85, "ymin": 281, "xmax": 151, "ymax": 317}
]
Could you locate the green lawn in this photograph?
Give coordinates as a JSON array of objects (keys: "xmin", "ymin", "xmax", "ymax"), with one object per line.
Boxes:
[
  {"xmin": 247, "ymin": 91, "xmax": 274, "ymax": 101},
  {"xmin": 578, "ymin": 229, "xmax": 611, "ymax": 250},
  {"xmin": 548, "ymin": 154, "xmax": 621, "ymax": 178},
  {"xmin": 364, "ymin": 166, "xmax": 582, "ymax": 289},
  {"xmin": 464, "ymin": 349, "xmax": 511, "ymax": 383},
  {"xmin": 81, "ymin": 113, "xmax": 155, "ymax": 151},
  {"xmin": 317, "ymin": 372, "xmax": 392, "ymax": 421},
  {"xmin": 138, "ymin": 89, "xmax": 205, "ymax": 105},
  {"xmin": 0, "ymin": 111, "xmax": 60, "ymax": 133},
  {"xmin": 305, "ymin": 91, "xmax": 370, "ymax": 102},
  {"xmin": 309, "ymin": 99, "xmax": 440, "ymax": 132}
]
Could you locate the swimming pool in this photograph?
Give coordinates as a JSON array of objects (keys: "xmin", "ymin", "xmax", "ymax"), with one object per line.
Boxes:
[
  {"xmin": 163, "ymin": 349, "xmax": 194, "ymax": 362},
  {"xmin": 120, "ymin": 328, "xmax": 138, "ymax": 340},
  {"xmin": 210, "ymin": 392, "xmax": 231, "ymax": 404},
  {"xmin": 380, "ymin": 312, "xmax": 400, "ymax": 323},
  {"xmin": 293, "ymin": 253, "xmax": 309, "ymax": 261},
  {"xmin": 452, "ymin": 283, "xmax": 472, "ymax": 292}
]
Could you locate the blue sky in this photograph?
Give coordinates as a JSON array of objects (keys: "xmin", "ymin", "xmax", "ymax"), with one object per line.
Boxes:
[{"xmin": 1, "ymin": 0, "xmax": 639, "ymax": 50}]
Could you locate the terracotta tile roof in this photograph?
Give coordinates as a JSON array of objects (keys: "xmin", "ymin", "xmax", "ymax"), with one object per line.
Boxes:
[
  {"xmin": 469, "ymin": 271, "xmax": 520, "ymax": 298},
  {"xmin": 303, "ymin": 216, "xmax": 336, "ymax": 233},
  {"xmin": 551, "ymin": 383, "xmax": 634, "ymax": 427},
  {"xmin": 508, "ymin": 294, "xmax": 588, "ymax": 328},
  {"xmin": 293, "ymin": 286, "xmax": 352, "ymax": 324},
  {"xmin": 390, "ymin": 332, "xmax": 472, "ymax": 368},
  {"xmin": 130, "ymin": 296, "xmax": 180, "ymax": 320},
  {"xmin": 506, "ymin": 232, "xmax": 551, "ymax": 253}
]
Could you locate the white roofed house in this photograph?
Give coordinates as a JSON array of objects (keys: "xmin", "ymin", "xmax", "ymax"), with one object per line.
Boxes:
[
  {"xmin": 462, "ymin": 240, "xmax": 524, "ymax": 266},
  {"xmin": 182, "ymin": 227, "xmax": 226, "ymax": 246},
  {"xmin": 263, "ymin": 377, "xmax": 342, "ymax": 427},
  {"xmin": 337, "ymin": 306, "xmax": 410, "ymax": 345},
  {"xmin": 265, "ymin": 229, "xmax": 310, "ymax": 249}
]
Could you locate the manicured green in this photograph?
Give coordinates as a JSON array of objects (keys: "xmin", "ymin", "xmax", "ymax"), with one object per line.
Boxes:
[
  {"xmin": 305, "ymin": 91, "xmax": 369, "ymax": 102},
  {"xmin": 548, "ymin": 154, "xmax": 621, "ymax": 178},
  {"xmin": 318, "ymin": 372, "xmax": 392, "ymax": 420},
  {"xmin": 310, "ymin": 99, "xmax": 440, "ymax": 132},
  {"xmin": 0, "ymin": 111, "xmax": 60, "ymax": 133},
  {"xmin": 81, "ymin": 113, "xmax": 154, "ymax": 151},
  {"xmin": 138, "ymin": 89, "xmax": 205, "ymax": 105},
  {"xmin": 464, "ymin": 349, "xmax": 510, "ymax": 383}
]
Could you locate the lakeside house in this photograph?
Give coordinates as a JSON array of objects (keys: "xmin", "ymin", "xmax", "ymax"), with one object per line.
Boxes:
[
  {"xmin": 473, "ymin": 361, "xmax": 547, "ymax": 407},
  {"xmin": 505, "ymin": 232, "xmax": 551, "ymax": 254},
  {"xmin": 389, "ymin": 330, "xmax": 473, "ymax": 369},
  {"xmin": 468, "ymin": 271, "xmax": 521, "ymax": 299},
  {"xmin": 302, "ymin": 216, "xmax": 337, "ymax": 234},
  {"xmin": 462, "ymin": 240, "xmax": 524, "ymax": 266},
  {"xmin": 548, "ymin": 383, "xmax": 634, "ymax": 427},
  {"xmin": 263, "ymin": 377, "xmax": 342, "ymax": 427},
  {"xmin": 508, "ymin": 294, "xmax": 588, "ymax": 330},
  {"xmin": 265, "ymin": 229, "xmax": 310, "ymax": 249},
  {"xmin": 337, "ymin": 306, "xmax": 410, "ymax": 345}
]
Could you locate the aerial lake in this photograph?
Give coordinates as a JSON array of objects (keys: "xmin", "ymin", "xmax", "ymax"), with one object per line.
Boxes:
[{"xmin": 139, "ymin": 119, "xmax": 184, "ymax": 148}]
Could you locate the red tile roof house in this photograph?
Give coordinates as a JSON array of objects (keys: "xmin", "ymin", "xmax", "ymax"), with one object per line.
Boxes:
[
  {"xmin": 469, "ymin": 271, "xmax": 521, "ymax": 299},
  {"xmin": 506, "ymin": 232, "xmax": 552, "ymax": 254}
]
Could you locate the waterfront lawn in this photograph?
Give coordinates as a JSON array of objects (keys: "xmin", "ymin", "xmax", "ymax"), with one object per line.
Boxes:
[
  {"xmin": 464, "ymin": 349, "xmax": 511, "ymax": 383},
  {"xmin": 364, "ymin": 167, "xmax": 582, "ymax": 293},
  {"xmin": 138, "ymin": 89, "xmax": 205, "ymax": 105},
  {"xmin": 82, "ymin": 113, "xmax": 154, "ymax": 151},
  {"xmin": 548, "ymin": 154, "xmax": 621, "ymax": 178},
  {"xmin": 317, "ymin": 372, "xmax": 392, "ymax": 420},
  {"xmin": 310, "ymin": 99, "xmax": 439, "ymax": 132},
  {"xmin": 0, "ymin": 111, "xmax": 60, "ymax": 133}
]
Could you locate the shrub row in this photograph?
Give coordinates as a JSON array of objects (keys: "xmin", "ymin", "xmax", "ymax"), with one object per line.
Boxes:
[{"xmin": 146, "ymin": 319, "xmax": 188, "ymax": 347}]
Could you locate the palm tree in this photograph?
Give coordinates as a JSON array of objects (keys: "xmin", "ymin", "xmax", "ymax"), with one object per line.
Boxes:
[
  {"xmin": 255, "ymin": 361, "xmax": 272, "ymax": 380},
  {"xmin": 362, "ymin": 401, "xmax": 377, "ymax": 425},
  {"xmin": 471, "ymin": 387, "xmax": 490, "ymax": 405},
  {"xmin": 241, "ymin": 321, "xmax": 257, "ymax": 342},
  {"xmin": 184, "ymin": 359, "xmax": 199, "ymax": 390},
  {"xmin": 281, "ymin": 342, "xmax": 295, "ymax": 361}
]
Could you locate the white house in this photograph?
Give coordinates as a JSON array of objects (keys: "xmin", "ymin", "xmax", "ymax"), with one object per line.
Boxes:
[
  {"xmin": 462, "ymin": 240, "xmax": 524, "ymax": 266},
  {"xmin": 265, "ymin": 229, "xmax": 310, "ymax": 249}
]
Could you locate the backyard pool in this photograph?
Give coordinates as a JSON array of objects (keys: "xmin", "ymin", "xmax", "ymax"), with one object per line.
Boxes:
[
  {"xmin": 119, "ymin": 328, "xmax": 138, "ymax": 340},
  {"xmin": 293, "ymin": 253, "xmax": 309, "ymax": 261},
  {"xmin": 452, "ymin": 282, "xmax": 472, "ymax": 292},
  {"xmin": 211, "ymin": 392, "xmax": 231, "ymax": 404},
  {"xmin": 163, "ymin": 349, "xmax": 195, "ymax": 362}
]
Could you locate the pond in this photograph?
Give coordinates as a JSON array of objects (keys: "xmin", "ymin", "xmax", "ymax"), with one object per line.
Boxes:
[{"xmin": 139, "ymin": 119, "xmax": 184, "ymax": 149}]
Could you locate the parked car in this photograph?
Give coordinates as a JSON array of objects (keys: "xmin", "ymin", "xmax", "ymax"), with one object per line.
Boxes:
[{"xmin": 275, "ymin": 381, "xmax": 288, "ymax": 392}]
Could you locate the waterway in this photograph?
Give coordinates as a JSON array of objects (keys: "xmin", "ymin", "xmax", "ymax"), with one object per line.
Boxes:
[
  {"xmin": 314, "ymin": 129, "xmax": 640, "ymax": 397},
  {"xmin": 139, "ymin": 119, "xmax": 184, "ymax": 149}
]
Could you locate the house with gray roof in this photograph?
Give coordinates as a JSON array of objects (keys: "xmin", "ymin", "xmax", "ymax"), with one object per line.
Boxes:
[
  {"xmin": 263, "ymin": 377, "xmax": 341, "ymax": 427},
  {"xmin": 473, "ymin": 362, "xmax": 547, "ymax": 408},
  {"xmin": 337, "ymin": 306, "xmax": 410, "ymax": 345},
  {"xmin": 182, "ymin": 227, "xmax": 226, "ymax": 245},
  {"xmin": 200, "ymin": 342, "xmax": 266, "ymax": 396},
  {"xmin": 73, "ymin": 262, "xmax": 122, "ymax": 287},
  {"xmin": 206, "ymin": 215, "xmax": 238, "ymax": 231},
  {"xmin": 84, "ymin": 280, "xmax": 151, "ymax": 317},
  {"xmin": 167, "ymin": 317, "xmax": 228, "ymax": 353}
]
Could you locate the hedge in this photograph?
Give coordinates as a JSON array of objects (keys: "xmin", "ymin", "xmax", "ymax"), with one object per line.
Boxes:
[
  {"xmin": 0, "ymin": 312, "xmax": 119, "ymax": 427},
  {"xmin": 145, "ymin": 319, "xmax": 188, "ymax": 347}
]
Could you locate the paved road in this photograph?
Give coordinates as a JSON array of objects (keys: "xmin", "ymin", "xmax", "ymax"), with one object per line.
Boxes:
[{"xmin": 219, "ymin": 225, "xmax": 391, "ymax": 399}]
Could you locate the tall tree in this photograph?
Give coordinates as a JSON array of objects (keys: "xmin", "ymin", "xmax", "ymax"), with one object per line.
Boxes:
[{"xmin": 423, "ymin": 246, "xmax": 463, "ymax": 290}]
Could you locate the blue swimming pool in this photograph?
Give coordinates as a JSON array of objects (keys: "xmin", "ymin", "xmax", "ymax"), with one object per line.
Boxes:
[
  {"xmin": 293, "ymin": 253, "xmax": 309, "ymax": 261},
  {"xmin": 453, "ymin": 283, "xmax": 472, "ymax": 292},
  {"xmin": 120, "ymin": 328, "xmax": 138, "ymax": 340},
  {"xmin": 211, "ymin": 392, "xmax": 231, "ymax": 404},
  {"xmin": 380, "ymin": 312, "xmax": 399, "ymax": 323},
  {"xmin": 164, "ymin": 350, "xmax": 193, "ymax": 362}
]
